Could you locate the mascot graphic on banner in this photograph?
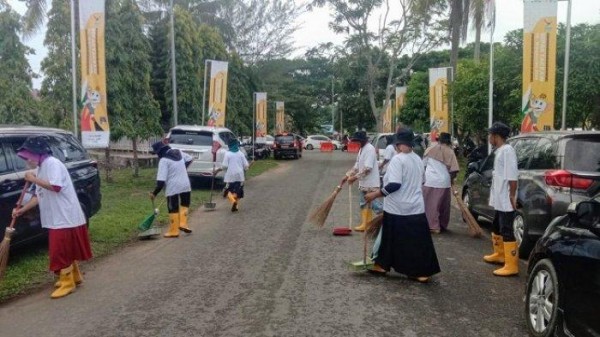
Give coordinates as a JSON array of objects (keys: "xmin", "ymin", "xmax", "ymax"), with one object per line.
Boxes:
[
  {"xmin": 207, "ymin": 107, "xmax": 220, "ymax": 127},
  {"xmin": 80, "ymin": 81, "xmax": 105, "ymax": 132},
  {"xmin": 521, "ymin": 86, "xmax": 553, "ymax": 133}
]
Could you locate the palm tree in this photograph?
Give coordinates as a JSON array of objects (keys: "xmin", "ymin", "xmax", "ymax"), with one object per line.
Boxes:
[
  {"xmin": 20, "ymin": 0, "xmax": 48, "ymax": 36},
  {"xmin": 470, "ymin": 0, "xmax": 495, "ymax": 62},
  {"xmin": 448, "ymin": 0, "xmax": 470, "ymax": 74}
]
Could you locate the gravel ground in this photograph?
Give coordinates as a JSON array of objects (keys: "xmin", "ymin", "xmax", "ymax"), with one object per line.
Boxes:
[{"xmin": 0, "ymin": 150, "xmax": 528, "ymax": 337}]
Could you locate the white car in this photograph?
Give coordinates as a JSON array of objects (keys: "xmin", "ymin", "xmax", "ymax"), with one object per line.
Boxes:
[
  {"xmin": 166, "ymin": 125, "xmax": 246, "ymax": 180},
  {"xmin": 370, "ymin": 133, "xmax": 395, "ymax": 162},
  {"xmin": 303, "ymin": 135, "xmax": 342, "ymax": 150}
]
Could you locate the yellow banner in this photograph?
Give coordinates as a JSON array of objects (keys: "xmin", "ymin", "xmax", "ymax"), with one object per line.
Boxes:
[
  {"xmin": 521, "ymin": 0, "xmax": 557, "ymax": 133},
  {"xmin": 255, "ymin": 93, "xmax": 267, "ymax": 137},
  {"xmin": 383, "ymin": 99, "xmax": 393, "ymax": 133},
  {"xmin": 207, "ymin": 60, "xmax": 229, "ymax": 127},
  {"xmin": 428, "ymin": 68, "xmax": 451, "ymax": 133},
  {"xmin": 275, "ymin": 101, "xmax": 285, "ymax": 134},
  {"xmin": 395, "ymin": 86, "xmax": 407, "ymax": 129},
  {"xmin": 79, "ymin": 0, "xmax": 109, "ymax": 148}
]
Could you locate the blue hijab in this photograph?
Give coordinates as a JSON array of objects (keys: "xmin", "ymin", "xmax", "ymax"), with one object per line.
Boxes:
[{"xmin": 228, "ymin": 139, "xmax": 240, "ymax": 153}]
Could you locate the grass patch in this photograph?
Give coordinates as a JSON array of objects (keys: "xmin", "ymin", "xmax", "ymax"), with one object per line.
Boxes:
[{"xmin": 0, "ymin": 159, "xmax": 277, "ymax": 302}]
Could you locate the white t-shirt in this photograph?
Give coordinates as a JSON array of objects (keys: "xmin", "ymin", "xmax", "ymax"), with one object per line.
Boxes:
[
  {"xmin": 423, "ymin": 157, "xmax": 451, "ymax": 188},
  {"xmin": 382, "ymin": 151, "xmax": 425, "ymax": 215},
  {"xmin": 35, "ymin": 156, "xmax": 87, "ymax": 229},
  {"xmin": 383, "ymin": 144, "xmax": 396, "ymax": 161},
  {"xmin": 353, "ymin": 143, "xmax": 380, "ymax": 188},
  {"xmin": 223, "ymin": 151, "xmax": 249, "ymax": 183},
  {"xmin": 489, "ymin": 144, "xmax": 519, "ymax": 212},
  {"xmin": 156, "ymin": 150, "xmax": 192, "ymax": 197}
]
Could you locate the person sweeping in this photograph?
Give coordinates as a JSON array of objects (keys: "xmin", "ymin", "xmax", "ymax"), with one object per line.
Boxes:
[
  {"xmin": 11, "ymin": 136, "xmax": 92, "ymax": 299},
  {"xmin": 483, "ymin": 122, "xmax": 520, "ymax": 276},
  {"xmin": 216, "ymin": 138, "xmax": 249, "ymax": 212},
  {"xmin": 149, "ymin": 141, "xmax": 193, "ymax": 237},
  {"xmin": 422, "ymin": 132, "xmax": 460, "ymax": 234},
  {"xmin": 364, "ymin": 129, "xmax": 441, "ymax": 283},
  {"xmin": 378, "ymin": 134, "xmax": 397, "ymax": 173},
  {"xmin": 344, "ymin": 131, "xmax": 382, "ymax": 232}
]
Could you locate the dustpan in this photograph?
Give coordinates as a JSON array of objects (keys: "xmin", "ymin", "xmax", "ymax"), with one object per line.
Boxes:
[
  {"xmin": 333, "ymin": 186, "xmax": 353, "ymax": 236},
  {"xmin": 204, "ymin": 160, "xmax": 217, "ymax": 211},
  {"xmin": 138, "ymin": 200, "xmax": 161, "ymax": 239},
  {"xmin": 348, "ymin": 202, "xmax": 374, "ymax": 271}
]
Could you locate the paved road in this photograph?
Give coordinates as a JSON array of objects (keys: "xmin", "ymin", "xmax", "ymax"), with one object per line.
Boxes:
[{"xmin": 0, "ymin": 151, "xmax": 528, "ymax": 337}]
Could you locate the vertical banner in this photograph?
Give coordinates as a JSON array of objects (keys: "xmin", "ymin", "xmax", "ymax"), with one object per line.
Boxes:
[
  {"xmin": 255, "ymin": 92, "xmax": 267, "ymax": 137},
  {"xmin": 79, "ymin": 0, "xmax": 109, "ymax": 148},
  {"xmin": 395, "ymin": 86, "xmax": 407, "ymax": 128},
  {"xmin": 521, "ymin": 0, "xmax": 557, "ymax": 133},
  {"xmin": 207, "ymin": 60, "xmax": 229, "ymax": 127},
  {"xmin": 275, "ymin": 101, "xmax": 285, "ymax": 134},
  {"xmin": 383, "ymin": 99, "xmax": 393, "ymax": 133},
  {"xmin": 428, "ymin": 67, "xmax": 452, "ymax": 134}
]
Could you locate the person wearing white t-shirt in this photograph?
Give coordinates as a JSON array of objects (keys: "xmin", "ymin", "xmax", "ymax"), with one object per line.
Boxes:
[
  {"xmin": 378, "ymin": 135, "xmax": 397, "ymax": 174},
  {"xmin": 422, "ymin": 133, "xmax": 460, "ymax": 234},
  {"xmin": 364, "ymin": 129, "xmax": 441, "ymax": 282},
  {"xmin": 483, "ymin": 122, "xmax": 520, "ymax": 277},
  {"xmin": 216, "ymin": 139, "xmax": 249, "ymax": 212},
  {"xmin": 344, "ymin": 131, "xmax": 382, "ymax": 232},
  {"xmin": 150, "ymin": 141, "xmax": 193, "ymax": 238},
  {"xmin": 12, "ymin": 136, "xmax": 92, "ymax": 299}
]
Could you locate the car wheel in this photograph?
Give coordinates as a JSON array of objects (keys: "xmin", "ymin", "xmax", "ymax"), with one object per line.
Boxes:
[
  {"xmin": 333, "ymin": 145, "xmax": 338, "ymax": 150},
  {"xmin": 306, "ymin": 144, "xmax": 313, "ymax": 150},
  {"xmin": 525, "ymin": 258, "xmax": 560, "ymax": 337},
  {"xmin": 514, "ymin": 210, "xmax": 534, "ymax": 257}
]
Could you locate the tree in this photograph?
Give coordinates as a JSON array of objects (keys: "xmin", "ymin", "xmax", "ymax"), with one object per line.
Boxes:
[
  {"xmin": 448, "ymin": 0, "xmax": 469, "ymax": 72},
  {"xmin": 399, "ymin": 71, "xmax": 429, "ymax": 131},
  {"xmin": 0, "ymin": 5, "xmax": 37, "ymax": 125},
  {"xmin": 450, "ymin": 59, "xmax": 487, "ymax": 135},
  {"xmin": 312, "ymin": 0, "xmax": 447, "ymax": 131},
  {"xmin": 106, "ymin": 0, "xmax": 162, "ymax": 177},
  {"xmin": 470, "ymin": 0, "xmax": 495, "ymax": 62},
  {"xmin": 40, "ymin": 0, "xmax": 75, "ymax": 130}
]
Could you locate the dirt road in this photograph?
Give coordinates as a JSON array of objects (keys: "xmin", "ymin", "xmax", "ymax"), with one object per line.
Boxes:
[{"xmin": 0, "ymin": 151, "xmax": 528, "ymax": 336}]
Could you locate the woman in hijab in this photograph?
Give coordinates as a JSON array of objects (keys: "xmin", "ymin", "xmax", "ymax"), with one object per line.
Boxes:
[
  {"xmin": 217, "ymin": 139, "xmax": 249, "ymax": 212},
  {"xmin": 422, "ymin": 132, "xmax": 460, "ymax": 234},
  {"xmin": 365, "ymin": 129, "xmax": 441, "ymax": 282}
]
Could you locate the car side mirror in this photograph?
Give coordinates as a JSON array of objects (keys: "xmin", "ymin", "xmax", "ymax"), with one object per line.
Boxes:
[{"xmin": 575, "ymin": 201, "xmax": 600, "ymax": 233}]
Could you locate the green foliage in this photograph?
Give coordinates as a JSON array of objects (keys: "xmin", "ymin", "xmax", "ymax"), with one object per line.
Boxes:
[
  {"xmin": 39, "ymin": 0, "xmax": 75, "ymax": 130},
  {"xmin": 400, "ymin": 71, "xmax": 429, "ymax": 131},
  {"xmin": 105, "ymin": 0, "xmax": 162, "ymax": 141},
  {"xmin": 450, "ymin": 59, "xmax": 488, "ymax": 135}
]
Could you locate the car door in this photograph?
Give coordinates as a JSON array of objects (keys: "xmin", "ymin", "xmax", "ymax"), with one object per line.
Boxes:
[
  {"xmin": 471, "ymin": 152, "xmax": 495, "ymax": 217},
  {"xmin": 0, "ymin": 141, "xmax": 20, "ymax": 240},
  {"xmin": 564, "ymin": 208, "xmax": 600, "ymax": 336}
]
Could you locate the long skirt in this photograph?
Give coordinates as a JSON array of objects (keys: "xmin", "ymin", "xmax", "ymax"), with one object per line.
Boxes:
[
  {"xmin": 374, "ymin": 212, "xmax": 441, "ymax": 277},
  {"xmin": 226, "ymin": 181, "xmax": 244, "ymax": 199},
  {"xmin": 48, "ymin": 225, "xmax": 93, "ymax": 272},
  {"xmin": 422, "ymin": 186, "xmax": 451, "ymax": 231}
]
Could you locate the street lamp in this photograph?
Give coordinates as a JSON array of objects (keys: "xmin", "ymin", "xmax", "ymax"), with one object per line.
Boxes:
[
  {"xmin": 559, "ymin": 0, "xmax": 572, "ymax": 130},
  {"xmin": 170, "ymin": 0, "xmax": 178, "ymax": 126}
]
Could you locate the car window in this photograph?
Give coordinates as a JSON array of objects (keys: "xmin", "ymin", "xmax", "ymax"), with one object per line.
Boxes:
[
  {"xmin": 512, "ymin": 138, "xmax": 538, "ymax": 170},
  {"xmin": 529, "ymin": 138, "xmax": 559, "ymax": 170},
  {"xmin": 0, "ymin": 144, "xmax": 10, "ymax": 174},
  {"xmin": 6, "ymin": 137, "xmax": 28, "ymax": 171},
  {"xmin": 47, "ymin": 134, "xmax": 88, "ymax": 163},
  {"xmin": 564, "ymin": 137, "xmax": 600, "ymax": 172},
  {"xmin": 376, "ymin": 136, "xmax": 387, "ymax": 150},
  {"xmin": 169, "ymin": 130, "xmax": 213, "ymax": 146},
  {"xmin": 276, "ymin": 135, "xmax": 294, "ymax": 143},
  {"xmin": 219, "ymin": 132, "xmax": 236, "ymax": 146}
]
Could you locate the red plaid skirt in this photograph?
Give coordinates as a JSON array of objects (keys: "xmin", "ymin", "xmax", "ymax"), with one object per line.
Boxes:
[{"xmin": 48, "ymin": 225, "xmax": 93, "ymax": 272}]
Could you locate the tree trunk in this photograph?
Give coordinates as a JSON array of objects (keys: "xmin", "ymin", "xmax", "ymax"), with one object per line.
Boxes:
[
  {"xmin": 132, "ymin": 137, "xmax": 140, "ymax": 178},
  {"xmin": 104, "ymin": 146, "xmax": 113, "ymax": 183},
  {"xmin": 474, "ymin": 26, "xmax": 481, "ymax": 62},
  {"xmin": 449, "ymin": 0, "xmax": 463, "ymax": 74}
]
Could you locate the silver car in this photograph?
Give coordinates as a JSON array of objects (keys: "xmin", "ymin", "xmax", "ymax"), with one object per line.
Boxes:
[{"xmin": 166, "ymin": 125, "xmax": 247, "ymax": 180}]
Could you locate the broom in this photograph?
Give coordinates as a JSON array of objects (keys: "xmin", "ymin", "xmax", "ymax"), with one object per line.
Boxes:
[
  {"xmin": 308, "ymin": 179, "xmax": 346, "ymax": 228},
  {"xmin": 366, "ymin": 213, "xmax": 384, "ymax": 239},
  {"xmin": 0, "ymin": 182, "xmax": 31, "ymax": 280},
  {"xmin": 452, "ymin": 186, "xmax": 483, "ymax": 238}
]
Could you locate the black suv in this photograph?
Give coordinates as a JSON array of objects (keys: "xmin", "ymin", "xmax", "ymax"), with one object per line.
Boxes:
[
  {"xmin": 0, "ymin": 126, "xmax": 102, "ymax": 248},
  {"xmin": 273, "ymin": 133, "xmax": 302, "ymax": 160},
  {"xmin": 462, "ymin": 131, "xmax": 600, "ymax": 256}
]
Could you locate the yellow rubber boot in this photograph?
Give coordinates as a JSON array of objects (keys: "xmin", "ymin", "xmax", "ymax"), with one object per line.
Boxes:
[
  {"xmin": 483, "ymin": 234, "xmax": 505, "ymax": 265},
  {"xmin": 164, "ymin": 213, "xmax": 180, "ymax": 238},
  {"xmin": 56, "ymin": 260, "xmax": 83, "ymax": 288},
  {"xmin": 179, "ymin": 206, "xmax": 192, "ymax": 233},
  {"xmin": 493, "ymin": 242, "xmax": 519, "ymax": 276},
  {"xmin": 228, "ymin": 192, "xmax": 239, "ymax": 212},
  {"xmin": 354, "ymin": 208, "xmax": 372, "ymax": 232},
  {"xmin": 51, "ymin": 265, "xmax": 76, "ymax": 299}
]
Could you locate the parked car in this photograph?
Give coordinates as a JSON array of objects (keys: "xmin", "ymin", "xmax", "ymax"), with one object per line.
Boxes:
[
  {"xmin": 0, "ymin": 126, "xmax": 102, "ymax": 248},
  {"xmin": 524, "ymin": 187, "xmax": 600, "ymax": 337},
  {"xmin": 303, "ymin": 135, "xmax": 342, "ymax": 150},
  {"xmin": 273, "ymin": 133, "xmax": 302, "ymax": 159},
  {"xmin": 462, "ymin": 131, "xmax": 600, "ymax": 256},
  {"xmin": 166, "ymin": 125, "xmax": 247, "ymax": 180}
]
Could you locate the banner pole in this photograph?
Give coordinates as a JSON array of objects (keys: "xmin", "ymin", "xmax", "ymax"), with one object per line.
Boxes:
[
  {"xmin": 488, "ymin": 22, "xmax": 494, "ymax": 154},
  {"xmin": 252, "ymin": 93, "xmax": 256, "ymax": 160},
  {"xmin": 202, "ymin": 60, "xmax": 209, "ymax": 125},
  {"xmin": 560, "ymin": 0, "xmax": 571, "ymax": 130},
  {"xmin": 169, "ymin": 0, "xmax": 178, "ymax": 126},
  {"xmin": 70, "ymin": 0, "xmax": 78, "ymax": 138}
]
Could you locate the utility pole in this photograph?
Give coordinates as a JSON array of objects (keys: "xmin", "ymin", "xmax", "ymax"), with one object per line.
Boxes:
[
  {"xmin": 560, "ymin": 0, "xmax": 572, "ymax": 130},
  {"xmin": 202, "ymin": 60, "xmax": 209, "ymax": 125},
  {"xmin": 169, "ymin": 0, "xmax": 178, "ymax": 126},
  {"xmin": 331, "ymin": 76, "xmax": 335, "ymax": 133},
  {"xmin": 70, "ymin": 0, "xmax": 78, "ymax": 137},
  {"xmin": 488, "ymin": 17, "xmax": 494, "ymax": 155}
]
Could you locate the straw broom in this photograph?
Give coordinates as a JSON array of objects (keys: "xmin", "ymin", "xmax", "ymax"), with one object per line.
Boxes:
[
  {"xmin": 452, "ymin": 186, "xmax": 483, "ymax": 238},
  {"xmin": 308, "ymin": 179, "xmax": 346, "ymax": 228},
  {"xmin": 0, "ymin": 182, "xmax": 30, "ymax": 280},
  {"xmin": 366, "ymin": 213, "xmax": 384, "ymax": 239}
]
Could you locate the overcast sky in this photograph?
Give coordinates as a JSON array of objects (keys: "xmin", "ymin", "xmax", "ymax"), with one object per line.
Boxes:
[{"xmin": 8, "ymin": 0, "xmax": 600, "ymax": 89}]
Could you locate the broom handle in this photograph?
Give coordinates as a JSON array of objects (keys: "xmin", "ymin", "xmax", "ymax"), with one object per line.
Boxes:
[
  {"xmin": 363, "ymin": 201, "xmax": 370, "ymax": 265},
  {"xmin": 348, "ymin": 186, "xmax": 353, "ymax": 230},
  {"xmin": 8, "ymin": 182, "xmax": 31, "ymax": 230}
]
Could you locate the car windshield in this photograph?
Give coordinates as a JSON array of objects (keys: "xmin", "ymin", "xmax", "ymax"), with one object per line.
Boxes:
[
  {"xmin": 564, "ymin": 137, "xmax": 600, "ymax": 172},
  {"xmin": 169, "ymin": 130, "xmax": 212, "ymax": 146}
]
